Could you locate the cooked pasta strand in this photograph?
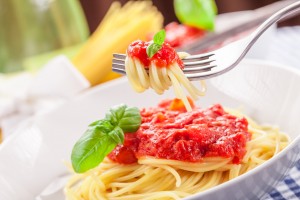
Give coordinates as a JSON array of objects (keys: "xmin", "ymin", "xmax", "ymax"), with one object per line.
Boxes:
[
  {"xmin": 125, "ymin": 51, "xmax": 207, "ymax": 111},
  {"xmin": 65, "ymin": 118, "xmax": 289, "ymax": 200}
]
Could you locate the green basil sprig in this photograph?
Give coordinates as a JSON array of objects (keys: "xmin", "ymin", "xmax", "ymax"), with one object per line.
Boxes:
[
  {"xmin": 146, "ymin": 29, "xmax": 166, "ymax": 58},
  {"xmin": 174, "ymin": 0, "xmax": 217, "ymax": 31},
  {"xmin": 71, "ymin": 104, "xmax": 141, "ymax": 173}
]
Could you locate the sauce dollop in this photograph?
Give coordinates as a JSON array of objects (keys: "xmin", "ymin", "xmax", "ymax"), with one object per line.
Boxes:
[
  {"xmin": 108, "ymin": 99, "xmax": 251, "ymax": 164},
  {"xmin": 127, "ymin": 40, "xmax": 184, "ymax": 69}
]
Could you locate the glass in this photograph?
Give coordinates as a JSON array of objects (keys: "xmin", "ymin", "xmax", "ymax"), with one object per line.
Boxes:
[{"xmin": 0, "ymin": 0, "xmax": 89, "ymax": 73}]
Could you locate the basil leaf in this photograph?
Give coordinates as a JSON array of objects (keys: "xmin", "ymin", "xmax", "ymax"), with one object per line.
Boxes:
[
  {"xmin": 174, "ymin": 0, "xmax": 217, "ymax": 31},
  {"xmin": 71, "ymin": 120, "xmax": 118, "ymax": 173},
  {"xmin": 146, "ymin": 30, "xmax": 166, "ymax": 58},
  {"xmin": 105, "ymin": 104, "xmax": 127, "ymax": 126},
  {"xmin": 146, "ymin": 43, "xmax": 162, "ymax": 58},
  {"xmin": 106, "ymin": 104, "xmax": 141, "ymax": 133},
  {"xmin": 108, "ymin": 126, "xmax": 124, "ymax": 144},
  {"xmin": 153, "ymin": 30, "xmax": 166, "ymax": 45},
  {"xmin": 118, "ymin": 107, "xmax": 141, "ymax": 132},
  {"xmin": 71, "ymin": 104, "xmax": 142, "ymax": 173}
]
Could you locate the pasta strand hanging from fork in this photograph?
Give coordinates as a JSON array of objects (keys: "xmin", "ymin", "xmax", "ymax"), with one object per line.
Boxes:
[{"xmin": 124, "ymin": 37, "xmax": 206, "ymax": 111}]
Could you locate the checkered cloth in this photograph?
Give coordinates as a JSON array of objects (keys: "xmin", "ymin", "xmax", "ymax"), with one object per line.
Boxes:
[
  {"xmin": 263, "ymin": 161, "xmax": 300, "ymax": 199},
  {"xmin": 262, "ymin": 26, "xmax": 300, "ymax": 200}
]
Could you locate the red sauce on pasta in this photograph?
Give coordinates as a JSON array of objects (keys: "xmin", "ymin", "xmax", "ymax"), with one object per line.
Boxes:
[
  {"xmin": 108, "ymin": 99, "xmax": 251, "ymax": 164},
  {"xmin": 127, "ymin": 40, "xmax": 184, "ymax": 69}
]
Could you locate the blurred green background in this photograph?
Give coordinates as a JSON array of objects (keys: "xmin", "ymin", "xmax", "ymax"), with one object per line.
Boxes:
[{"xmin": 0, "ymin": 0, "xmax": 88, "ymax": 73}]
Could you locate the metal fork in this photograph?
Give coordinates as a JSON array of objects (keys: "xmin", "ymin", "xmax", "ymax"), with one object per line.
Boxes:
[{"xmin": 112, "ymin": 1, "xmax": 300, "ymax": 81}]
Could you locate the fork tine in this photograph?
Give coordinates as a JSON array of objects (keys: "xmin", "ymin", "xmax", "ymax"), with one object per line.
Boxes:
[
  {"xmin": 113, "ymin": 53, "xmax": 214, "ymax": 61},
  {"xmin": 182, "ymin": 53, "xmax": 214, "ymax": 60},
  {"xmin": 185, "ymin": 66, "xmax": 220, "ymax": 81},
  {"xmin": 183, "ymin": 59, "xmax": 215, "ymax": 67},
  {"xmin": 112, "ymin": 68, "xmax": 126, "ymax": 75},
  {"xmin": 113, "ymin": 58, "xmax": 125, "ymax": 65},
  {"xmin": 112, "ymin": 63, "xmax": 125, "ymax": 69},
  {"xmin": 113, "ymin": 53, "xmax": 126, "ymax": 59},
  {"xmin": 183, "ymin": 64, "xmax": 217, "ymax": 72},
  {"xmin": 112, "ymin": 63, "xmax": 126, "ymax": 75}
]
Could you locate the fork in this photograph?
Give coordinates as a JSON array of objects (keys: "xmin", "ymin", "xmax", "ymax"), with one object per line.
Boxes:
[{"xmin": 112, "ymin": 1, "xmax": 300, "ymax": 81}]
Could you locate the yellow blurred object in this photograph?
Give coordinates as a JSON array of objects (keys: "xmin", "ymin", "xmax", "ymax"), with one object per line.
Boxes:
[
  {"xmin": 0, "ymin": 129, "xmax": 2, "ymax": 143},
  {"xmin": 99, "ymin": 71, "xmax": 122, "ymax": 84},
  {"xmin": 72, "ymin": 1, "xmax": 163, "ymax": 86}
]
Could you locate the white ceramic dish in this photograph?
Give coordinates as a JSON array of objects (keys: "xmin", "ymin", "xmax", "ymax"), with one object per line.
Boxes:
[{"xmin": 1, "ymin": 59, "xmax": 300, "ymax": 200}]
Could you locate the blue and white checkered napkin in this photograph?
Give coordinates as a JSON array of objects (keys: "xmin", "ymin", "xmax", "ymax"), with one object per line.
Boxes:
[
  {"xmin": 261, "ymin": 26, "xmax": 300, "ymax": 200},
  {"xmin": 263, "ymin": 160, "xmax": 300, "ymax": 199}
]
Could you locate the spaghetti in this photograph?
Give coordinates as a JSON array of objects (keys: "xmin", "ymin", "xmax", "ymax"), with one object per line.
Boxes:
[
  {"xmin": 65, "ymin": 99, "xmax": 289, "ymax": 200},
  {"xmin": 125, "ymin": 40, "xmax": 205, "ymax": 112},
  {"xmin": 73, "ymin": 1, "xmax": 163, "ymax": 85}
]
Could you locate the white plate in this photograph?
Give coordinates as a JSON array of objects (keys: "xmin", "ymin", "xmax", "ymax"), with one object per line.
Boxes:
[{"xmin": 1, "ymin": 59, "xmax": 300, "ymax": 200}]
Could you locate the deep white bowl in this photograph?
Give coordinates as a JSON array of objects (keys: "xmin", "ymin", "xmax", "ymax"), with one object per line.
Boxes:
[{"xmin": 0, "ymin": 59, "xmax": 300, "ymax": 200}]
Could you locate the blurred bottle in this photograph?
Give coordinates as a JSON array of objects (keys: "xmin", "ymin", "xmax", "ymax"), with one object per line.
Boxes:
[{"xmin": 0, "ymin": 0, "xmax": 89, "ymax": 73}]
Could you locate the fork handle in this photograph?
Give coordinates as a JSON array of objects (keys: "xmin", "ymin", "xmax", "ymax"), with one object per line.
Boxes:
[{"xmin": 249, "ymin": 1, "xmax": 300, "ymax": 48}]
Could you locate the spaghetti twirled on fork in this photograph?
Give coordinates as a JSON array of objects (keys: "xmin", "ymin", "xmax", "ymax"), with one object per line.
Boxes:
[{"xmin": 125, "ymin": 40, "xmax": 206, "ymax": 111}]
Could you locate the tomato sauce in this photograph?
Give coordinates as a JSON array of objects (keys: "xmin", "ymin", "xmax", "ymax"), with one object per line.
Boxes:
[
  {"xmin": 165, "ymin": 22, "xmax": 205, "ymax": 48},
  {"xmin": 127, "ymin": 40, "xmax": 184, "ymax": 69},
  {"xmin": 108, "ymin": 99, "xmax": 251, "ymax": 164}
]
